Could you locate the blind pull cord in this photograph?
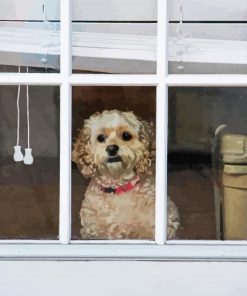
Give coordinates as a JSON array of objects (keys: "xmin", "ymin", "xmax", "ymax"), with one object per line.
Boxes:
[
  {"xmin": 23, "ymin": 66, "xmax": 34, "ymax": 165},
  {"xmin": 13, "ymin": 66, "xmax": 24, "ymax": 162},
  {"xmin": 13, "ymin": 66, "xmax": 34, "ymax": 165}
]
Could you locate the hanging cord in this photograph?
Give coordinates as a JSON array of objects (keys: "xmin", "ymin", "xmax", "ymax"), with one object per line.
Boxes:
[
  {"xmin": 176, "ymin": 0, "xmax": 183, "ymax": 41},
  {"xmin": 176, "ymin": 0, "xmax": 185, "ymax": 72},
  {"xmin": 26, "ymin": 67, "xmax": 30, "ymax": 149},
  {"xmin": 23, "ymin": 66, "xmax": 34, "ymax": 165},
  {"xmin": 13, "ymin": 66, "xmax": 24, "ymax": 162},
  {"xmin": 41, "ymin": 2, "xmax": 49, "ymax": 69},
  {"xmin": 16, "ymin": 66, "xmax": 21, "ymax": 146}
]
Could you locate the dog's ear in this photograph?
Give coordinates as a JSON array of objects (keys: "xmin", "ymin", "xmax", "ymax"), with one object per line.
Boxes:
[
  {"xmin": 135, "ymin": 119, "xmax": 156, "ymax": 175},
  {"xmin": 72, "ymin": 121, "xmax": 96, "ymax": 178}
]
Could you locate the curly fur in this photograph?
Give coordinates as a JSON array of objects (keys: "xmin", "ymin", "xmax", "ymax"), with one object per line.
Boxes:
[{"xmin": 73, "ymin": 110, "xmax": 180, "ymax": 240}]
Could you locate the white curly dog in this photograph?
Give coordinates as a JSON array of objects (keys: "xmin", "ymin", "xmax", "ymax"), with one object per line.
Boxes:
[{"xmin": 73, "ymin": 110, "xmax": 180, "ymax": 240}]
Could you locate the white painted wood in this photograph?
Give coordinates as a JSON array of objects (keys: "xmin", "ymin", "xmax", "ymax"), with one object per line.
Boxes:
[
  {"xmin": 3, "ymin": 73, "xmax": 247, "ymax": 88},
  {"xmin": 59, "ymin": 0, "xmax": 71, "ymax": 245},
  {"xmin": 155, "ymin": 0, "xmax": 168, "ymax": 244},
  {"xmin": 69, "ymin": 75, "xmax": 158, "ymax": 85},
  {"xmin": 0, "ymin": 73, "xmax": 61, "ymax": 84},
  {"xmin": 70, "ymin": 240, "xmax": 155, "ymax": 244},
  {"xmin": 2, "ymin": 261, "xmax": 247, "ymax": 296},
  {"xmin": 0, "ymin": 240, "xmax": 59, "ymax": 244},
  {"xmin": 165, "ymin": 75, "xmax": 247, "ymax": 86},
  {"xmin": 156, "ymin": 84, "xmax": 167, "ymax": 244},
  {"xmin": 2, "ymin": 244, "xmax": 247, "ymax": 260},
  {"xmin": 168, "ymin": 240, "xmax": 247, "ymax": 245},
  {"xmin": 59, "ymin": 83, "xmax": 71, "ymax": 245},
  {"xmin": 0, "ymin": 73, "xmax": 157, "ymax": 85},
  {"xmin": 1, "ymin": 0, "xmax": 247, "ymax": 268}
]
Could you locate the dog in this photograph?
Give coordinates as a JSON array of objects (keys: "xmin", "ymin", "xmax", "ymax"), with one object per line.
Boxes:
[{"xmin": 72, "ymin": 110, "xmax": 180, "ymax": 240}]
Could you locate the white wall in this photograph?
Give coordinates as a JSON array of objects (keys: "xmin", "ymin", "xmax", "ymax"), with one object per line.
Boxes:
[{"xmin": 1, "ymin": 261, "xmax": 247, "ymax": 296}]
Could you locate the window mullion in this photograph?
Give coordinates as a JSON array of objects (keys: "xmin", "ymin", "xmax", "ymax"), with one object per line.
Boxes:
[
  {"xmin": 155, "ymin": 0, "xmax": 168, "ymax": 244},
  {"xmin": 0, "ymin": 73, "xmax": 61, "ymax": 85},
  {"xmin": 59, "ymin": 0, "xmax": 72, "ymax": 244},
  {"xmin": 165, "ymin": 74, "xmax": 247, "ymax": 87}
]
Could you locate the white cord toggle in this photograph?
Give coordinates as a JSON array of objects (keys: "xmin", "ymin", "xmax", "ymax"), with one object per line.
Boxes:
[
  {"xmin": 14, "ymin": 66, "xmax": 34, "ymax": 165},
  {"xmin": 13, "ymin": 66, "xmax": 24, "ymax": 162},
  {"xmin": 24, "ymin": 148, "xmax": 34, "ymax": 165},
  {"xmin": 23, "ymin": 67, "xmax": 34, "ymax": 165},
  {"xmin": 14, "ymin": 145, "xmax": 24, "ymax": 162}
]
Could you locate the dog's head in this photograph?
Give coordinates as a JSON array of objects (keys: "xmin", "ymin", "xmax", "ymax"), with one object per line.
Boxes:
[{"xmin": 72, "ymin": 110, "xmax": 155, "ymax": 178}]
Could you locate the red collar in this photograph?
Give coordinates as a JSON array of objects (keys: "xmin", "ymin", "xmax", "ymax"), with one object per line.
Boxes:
[{"xmin": 100, "ymin": 175, "xmax": 140, "ymax": 195}]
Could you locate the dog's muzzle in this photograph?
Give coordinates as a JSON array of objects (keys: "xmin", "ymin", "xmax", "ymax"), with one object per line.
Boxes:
[
  {"xmin": 106, "ymin": 145, "xmax": 119, "ymax": 156},
  {"xmin": 107, "ymin": 155, "xmax": 122, "ymax": 163},
  {"xmin": 106, "ymin": 145, "xmax": 122, "ymax": 163}
]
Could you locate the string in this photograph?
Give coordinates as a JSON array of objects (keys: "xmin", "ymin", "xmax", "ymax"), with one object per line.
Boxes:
[
  {"xmin": 176, "ymin": 0, "xmax": 184, "ymax": 71},
  {"xmin": 16, "ymin": 66, "xmax": 21, "ymax": 146},
  {"xmin": 26, "ymin": 67, "xmax": 30, "ymax": 149},
  {"xmin": 176, "ymin": 0, "xmax": 183, "ymax": 41},
  {"xmin": 41, "ymin": 2, "xmax": 49, "ymax": 71}
]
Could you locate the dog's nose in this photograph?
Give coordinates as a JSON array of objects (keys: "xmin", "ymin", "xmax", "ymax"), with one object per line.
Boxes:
[{"xmin": 106, "ymin": 145, "xmax": 119, "ymax": 156}]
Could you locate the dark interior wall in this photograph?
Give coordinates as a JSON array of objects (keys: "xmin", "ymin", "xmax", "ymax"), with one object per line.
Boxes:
[
  {"xmin": 0, "ymin": 85, "xmax": 59, "ymax": 158},
  {"xmin": 0, "ymin": 85, "xmax": 59, "ymax": 239},
  {"xmin": 72, "ymin": 86, "xmax": 156, "ymax": 140},
  {"xmin": 169, "ymin": 87, "xmax": 247, "ymax": 154}
]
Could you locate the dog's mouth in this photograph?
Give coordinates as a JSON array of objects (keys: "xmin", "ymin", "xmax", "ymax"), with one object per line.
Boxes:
[{"xmin": 107, "ymin": 156, "xmax": 122, "ymax": 163}]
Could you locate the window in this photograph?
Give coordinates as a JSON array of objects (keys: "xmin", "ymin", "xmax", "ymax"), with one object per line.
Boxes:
[{"xmin": 1, "ymin": 0, "xmax": 247, "ymax": 261}]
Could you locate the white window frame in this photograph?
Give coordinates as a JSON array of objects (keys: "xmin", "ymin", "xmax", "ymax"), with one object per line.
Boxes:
[{"xmin": 1, "ymin": 0, "xmax": 247, "ymax": 261}]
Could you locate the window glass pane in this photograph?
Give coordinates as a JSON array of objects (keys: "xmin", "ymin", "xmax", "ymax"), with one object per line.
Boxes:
[
  {"xmin": 168, "ymin": 87, "xmax": 247, "ymax": 240},
  {"xmin": 0, "ymin": 2, "xmax": 60, "ymax": 73},
  {"xmin": 71, "ymin": 0, "xmax": 157, "ymax": 74},
  {"xmin": 0, "ymin": 85, "xmax": 59, "ymax": 239},
  {"xmin": 168, "ymin": 1, "xmax": 247, "ymax": 74},
  {"xmin": 72, "ymin": 86, "xmax": 156, "ymax": 240}
]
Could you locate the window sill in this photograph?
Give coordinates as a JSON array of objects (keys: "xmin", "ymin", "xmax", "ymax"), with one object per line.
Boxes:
[{"xmin": 1, "ymin": 243, "xmax": 247, "ymax": 261}]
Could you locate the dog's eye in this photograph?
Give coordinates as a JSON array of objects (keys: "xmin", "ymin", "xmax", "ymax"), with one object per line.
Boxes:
[
  {"xmin": 97, "ymin": 134, "xmax": 106, "ymax": 143},
  {"xmin": 122, "ymin": 132, "xmax": 132, "ymax": 141}
]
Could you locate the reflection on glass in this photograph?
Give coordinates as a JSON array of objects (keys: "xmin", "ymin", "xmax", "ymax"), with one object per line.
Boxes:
[
  {"xmin": 168, "ymin": 24, "xmax": 247, "ymax": 74},
  {"xmin": 0, "ymin": 85, "xmax": 59, "ymax": 239},
  {"xmin": 71, "ymin": 0, "xmax": 157, "ymax": 74},
  {"xmin": 0, "ymin": 2, "xmax": 60, "ymax": 73},
  {"xmin": 72, "ymin": 86, "xmax": 156, "ymax": 240},
  {"xmin": 71, "ymin": 26, "xmax": 157, "ymax": 74},
  {"xmin": 168, "ymin": 87, "xmax": 247, "ymax": 240}
]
